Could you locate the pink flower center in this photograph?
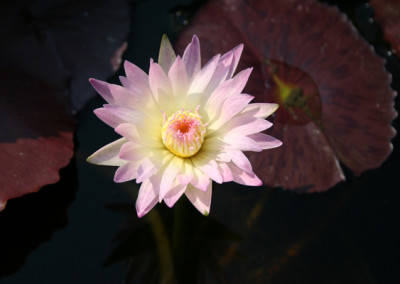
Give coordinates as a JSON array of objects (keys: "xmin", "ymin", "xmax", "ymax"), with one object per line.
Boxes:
[{"xmin": 161, "ymin": 107, "xmax": 206, "ymax": 158}]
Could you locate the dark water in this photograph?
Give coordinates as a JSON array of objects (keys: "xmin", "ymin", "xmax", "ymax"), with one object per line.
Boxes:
[{"xmin": 1, "ymin": 0, "xmax": 399, "ymax": 283}]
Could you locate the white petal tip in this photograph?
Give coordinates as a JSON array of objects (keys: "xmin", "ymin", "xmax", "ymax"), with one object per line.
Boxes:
[
  {"xmin": 113, "ymin": 176, "xmax": 125, "ymax": 183},
  {"xmin": 123, "ymin": 60, "xmax": 133, "ymax": 68},
  {"xmin": 165, "ymin": 202, "xmax": 175, "ymax": 208},
  {"xmin": 137, "ymin": 211, "xmax": 145, "ymax": 218},
  {"xmin": 86, "ymin": 156, "xmax": 95, "ymax": 164},
  {"xmin": 271, "ymin": 103, "xmax": 279, "ymax": 112}
]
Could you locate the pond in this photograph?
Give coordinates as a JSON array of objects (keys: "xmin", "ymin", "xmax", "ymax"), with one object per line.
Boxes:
[{"xmin": 0, "ymin": 0, "xmax": 399, "ymax": 283}]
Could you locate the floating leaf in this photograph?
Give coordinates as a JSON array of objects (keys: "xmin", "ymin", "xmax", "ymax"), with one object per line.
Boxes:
[
  {"xmin": 370, "ymin": 0, "xmax": 400, "ymax": 54},
  {"xmin": 4, "ymin": 0, "xmax": 130, "ymax": 110},
  {"xmin": 0, "ymin": 77, "xmax": 75, "ymax": 210},
  {"xmin": 175, "ymin": 0, "xmax": 397, "ymax": 192},
  {"xmin": 0, "ymin": 0, "xmax": 130, "ymax": 210}
]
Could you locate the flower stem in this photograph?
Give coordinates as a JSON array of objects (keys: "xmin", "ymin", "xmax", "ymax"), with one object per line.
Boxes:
[
  {"xmin": 172, "ymin": 199, "xmax": 186, "ymax": 254},
  {"xmin": 147, "ymin": 209, "xmax": 174, "ymax": 284}
]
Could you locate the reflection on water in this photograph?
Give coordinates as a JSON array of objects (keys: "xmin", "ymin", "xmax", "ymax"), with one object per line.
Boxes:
[
  {"xmin": 104, "ymin": 195, "xmax": 242, "ymax": 283},
  {"xmin": 0, "ymin": 161, "xmax": 77, "ymax": 278},
  {"xmin": 103, "ymin": 161, "xmax": 399, "ymax": 283}
]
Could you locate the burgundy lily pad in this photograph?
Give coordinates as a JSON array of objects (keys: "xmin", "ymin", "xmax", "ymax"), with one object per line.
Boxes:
[
  {"xmin": 20, "ymin": 0, "xmax": 130, "ymax": 109},
  {"xmin": 0, "ymin": 0, "xmax": 129, "ymax": 210},
  {"xmin": 175, "ymin": 0, "xmax": 397, "ymax": 192},
  {"xmin": 370, "ymin": 0, "xmax": 400, "ymax": 54},
  {"xmin": 0, "ymin": 76, "xmax": 75, "ymax": 211}
]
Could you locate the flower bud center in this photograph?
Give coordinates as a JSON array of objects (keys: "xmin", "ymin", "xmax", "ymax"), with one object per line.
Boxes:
[{"xmin": 161, "ymin": 108, "xmax": 206, "ymax": 158}]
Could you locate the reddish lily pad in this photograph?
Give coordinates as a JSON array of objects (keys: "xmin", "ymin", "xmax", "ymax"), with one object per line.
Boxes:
[
  {"xmin": 0, "ymin": 76, "xmax": 75, "ymax": 211},
  {"xmin": 8, "ymin": 0, "xmax": 130, "ymax": 110},
  {"xmin": 370, "ymin": 0, "xmax": 400, "ymax": 54},
  {"xmin": 0, "ymin": 0, "xmax": 129, "ymax": 211},
  {"xmin": 175, "ymin": 0, "xmax": 397, "ymax": 192}
]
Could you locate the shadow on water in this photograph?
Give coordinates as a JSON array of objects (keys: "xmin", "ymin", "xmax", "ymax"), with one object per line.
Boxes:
[
  {"xmin": 0, "ymin": 160, "xmax": 77, "ymax": 278},
  {"xmin": 103, "ymin": 135, "xmax": 399, "ymax": 283}
]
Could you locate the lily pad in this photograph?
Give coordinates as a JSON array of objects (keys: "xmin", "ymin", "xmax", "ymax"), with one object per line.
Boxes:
[
  {"xmin": 5, "ymin": 0, "xmax": 130, "ymax": 110},
  {"xmin": 370, "ymin": 0, "xmax": 400, "ymax": 54},
  {"xmin": 175, "ymin": 0, "xmax": 397, "ymax": 192},
  {"xmin": 0, "ymin": 0, "xmax": 129, "ymax": 210},
  {"xmin": 0, "ymin": 77, "xmax": 75, "ymax": 210}
]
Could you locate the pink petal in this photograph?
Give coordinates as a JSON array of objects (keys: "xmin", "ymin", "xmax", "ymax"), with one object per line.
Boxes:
[
  {"xmin": 214, "ymin": 150, "xmax": 232, "ymax": 162},
  {"xmin": 185, "ymin": 183, "xmax": 212, "ymax": 216},
  {"xmin": 221, "ymin": 116, "xmax": 273, "ymax": 136},
  {"xmin": 215, "ymin": 150, "xmax": 254, "ymax": 173},
  {"xmin": 177, "ymin": 160, "xmax": 195, "ymax": 186},
  {"xmin": 168, "ymin": 56, "xmax": 189, "ymax": 102},
  {"xmin": 210, "ymin": 94, "xmax": 254, "ymax": 130},
  {"xmin": 248, "ymin": 133, "xmax": 282, "ymax": 150},
  {"xmin": 190, "ymin": 166, "xmax": 211, "ymax": 192},
  {"xmin": 107, "ymin": 83, "xmax": 137, "ymax": 107},
  {"xmin": 203, "ymin": 78, "xmax": 232, "ymax": 121},
  {"xmin": 89, "ymin": 78, "xmax": 115, "ymax": 104},
  {"xmin": 136, "ymin": 157, "xmax": 161, "ymax": 183},
  {"xmin": 159, "ymin": 156, "xmax": 183, "ymax": 201},
  {"xmin": 241, "ymin": 103, "xmax": 279, "ymax": 118},
  {"xmin": 205, "ymin": 68, "xmax": 252, "ymax": 121},
  {"xmin": 163, "ymin": 183, "xmax": 187, "ymax": 208},
  {"xmin": 105, "ymin": 87, "xmax": 160, "ymax": 125},
  {"xmin": 231, "ymin": 150, "xmax": 253, "ymax": 173},
  {"xmin": 191, "ymin": 152, "xmax": 223, "ymax": 183},
  {"xmin": 221, "ymin": 134, "xmax": 263, "ymax": 152},
  {"xmin": 104, "ymin": 105, "xmax": 142, "ymax": 123},
  {"xmin": 158, "ymin": 34, "xmax": 176, "ymax": 73},
  {"xmin": 136, "ymin": 178, "xmax": 159, "ymax": 218},
  {"xmin": 118, "ymin": 76, "xmax": 143, "ymax": 97},
  {"xmin": 188, "ymin": 54, "xmax": 220, "ymax": 95},
  {"xmin": 119, "ymin": 142, "xmax": 150, "ymax": 161},
  {"xmin": 199, "ymin": 46, "xmax": 245, "ymax": 99},
  {"xmin": 228, "ymin": 162, "xmax": 262, "ymax": 186},
  {"xmin": 148, "ymin": 60, "xmax": 173, "ymax": 108},
  {"xmin": 114, "ymin": 161, "xmax": 139, "ymax": 183},
  {"xmin": 123, "ymin": 60, "xmax": 151, "ymax": 95},
  {"xmin": 87, "ymin": 138, "xmax": 127, "ymax": 166},
  {"xmin": 226, "ymin": 44, "xmax": 244, "ymax": 79},
  {"xmin": 217, "ymin": 162, "xmax": 233, "ymax": 182},
  {"xmin": 93, "ymin": 108, "xmax": 120, "ymax": 128},
  {"xmin": 114, "ymin": 123, "xmax": 140, "ymax": 141},
  {"xmin": 94, "ymin": 105, "xmax": 141, "ymax": 128},
  {"xmin": 114, "ymin": 123, "xmax": 161, "ymax": 145},
  {"xmin": 182, "ymin": 35, "xmax": 201, "ymax": 80},
  {"xmin": 202, "ymin": 51, "xmax": 233, "ymax": 97}
]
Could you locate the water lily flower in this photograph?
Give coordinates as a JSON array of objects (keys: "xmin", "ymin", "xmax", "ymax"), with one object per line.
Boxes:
[{"xmin": 88, "ymin": 35, "xmax": 281, "ymax": 217}]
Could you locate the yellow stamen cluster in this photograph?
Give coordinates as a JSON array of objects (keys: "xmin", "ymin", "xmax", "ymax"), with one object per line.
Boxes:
[{"xmin": 161, "ymin": 108, "xmax": 206, "ymax": 158}]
